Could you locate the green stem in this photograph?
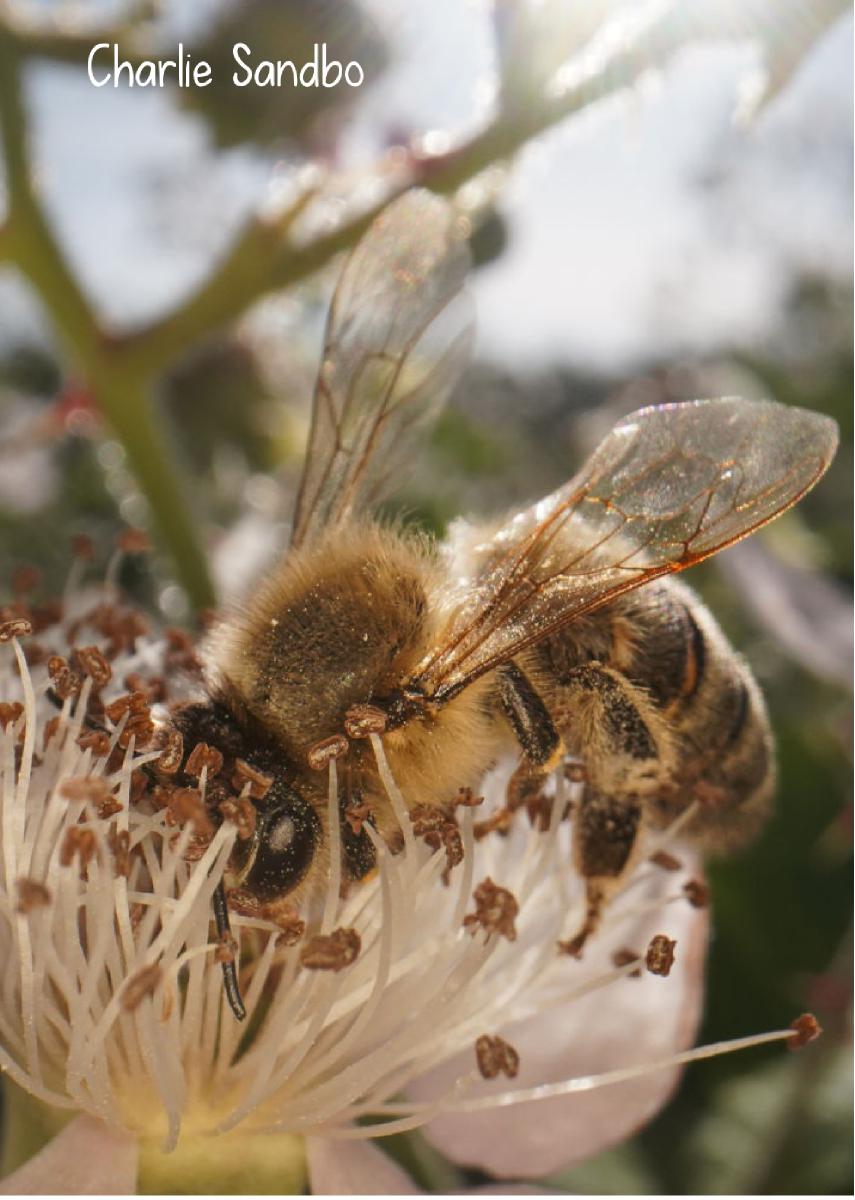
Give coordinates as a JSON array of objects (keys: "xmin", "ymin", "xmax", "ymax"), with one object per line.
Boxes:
[
  {"xmin": 93, "ymin": 371, "xmax": 217, "ymax": 611},
  {"xmin": 0, "ymin": 27, "xmax": 215, "ymax": 608}
]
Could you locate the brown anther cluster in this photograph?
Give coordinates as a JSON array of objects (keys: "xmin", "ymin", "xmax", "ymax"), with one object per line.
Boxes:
[
  {"xmin": 683, "ymin": 879, "xmax": 709, "ymax": 909},
  {"xmin": 42, "ymin": 715, "xmax": 60, "ymax": 749},
  {"xmin": 120, "ymin": 962, "xmax": 162, "ymax": 1011},
  {"xmin": 463, "ymin": 877, "xmax": 519, "ymax": 942},
  {"xmin": 104, "ymin": 691, "xmax": 154, "ymax": 749},
  {"xmin": 124, "ymin": 671, "xmax": 167, "ymax": 705},
  {"xmin": 107, "ymin": 828, "xmax": 132, "ymax": 878},
  {"xmin": 59, "ymin": 775, "xmax": 121, "ymax": 819},
  {"xmin": 343, "ymin": 703, "xmax": 387, "ymax": 738},
  {"xmin": 151, "ymin": 725, "xmax": 184, "ymax": 775},
  {"xmin": 787, "ymin": 1012, "xmax": 822, "ymax": 1050},
  {"xmin": 219, "ymin": 795, "xmax": 257, "ymax": 841},
  {"xmin": 184, "ymin": 742, "xmax": 224, "ymax": 780},
  {"xmin": 59, "ymin": 826, "xmax": 99, "ymax": 874},
  {"xmin": 15, "ymin": 877, "xmax": 52, "ymax": 913},
  {"xmin": 67, "ymin": 602, "xmax": 148, "ymax": 659},
  {"xmin": 76, "ymin": 729, "xmax": 111, "ymax": 758},
  {"xmin": 524, "ymin": 792, "xmax": 556, "ymax": 832},
  {"xmin": 273, "ymin": 908, "xmax": 307, "ymax": 945},
  {"xmin": 410, "ymin": 804, "xmax": 464, "ymax": 879},
  {"xmin": 73, "ymin": 645, "xmax": 113, "ymax": 688},
  {"xmin": 612, "ymin": 947, "xmax": 642, "ymax": 978},
  {"xmin": 563, "ymin": 760, "xmax": 587, "ymax": 783},
  {"xmin": 645, "ymin": 934, "xmax": 677, "ymax": 977},
  {"xmin": 650, "ymin": 849, "xmax": 682, "ymax": 872},
  {"xmin": 306, "ymin": 734, "xmax": 349, "ymax": 771},
  {"xmin": 177, "ymin": 833, "xmax": 213, "ymax": 862},
  {"xmin": 164, "ymin": 788, "xmax": 214, "ymax": 836},
  {"xmin": 475, "ymin": 1034, "xmax": 520, "ymax": 1080},
  {"xmin": 0, "ymin": 617, "xmax": 33, "ymax": 642},
  {"xmin": 116, "ymin": 528, "xmax": 152, "ymax": 555},
  {"xmin": 47, "ymin": 655, "xmax": 82, "ymax": 700},
  {"xmin": 231, "ymin": 758, "xmax": 273, "ymax": 800},
  {"xmin": 129, "ymin": 769, "xmax": 149, "ymax": 805},
  {"xmin": 0, "ymin": 701, "xmax": 24, "ymax": 730},
  {"xmin": 300, "ymin": 927, "xmax": 361, "ymax": 971},
  {"xmin": 473, "ymin": 808, "xmax": 514, "ymax": 841}
]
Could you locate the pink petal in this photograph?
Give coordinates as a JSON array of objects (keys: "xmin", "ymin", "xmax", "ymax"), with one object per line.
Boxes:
[
  {"xmin": 0, "ymin": 1114, "xmax": 138, "ymax": 1194},
  {"xmin": 408, "ymin": 872, "xmax": 709, "ymax": 1178},
  {"xmin": 306, "ymin": 1135, "xmax": 420, "ymax": 1194}
]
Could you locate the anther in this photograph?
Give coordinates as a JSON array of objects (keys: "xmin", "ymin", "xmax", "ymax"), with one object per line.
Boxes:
[
  {"xmin": 300, "ymin": 927, "xmax": 361, "ymax": 971},
  {"xmin": 184, "ymin": 742, "xmax": 224, "ymax": 779},
  {"xmin": 787, "ymin": 1013, "xmax": 822, "ymax": 1050},
  {"xmin": 152, "ymin": 726, "xmax": 184, "ymax": 775},
  {"xmin": 645, "ymin": 934, "xmax": 677, "ymax": 977},
  {"xmin": 650, "ymin": 849, "xmax": 682, "ymax": 872},
  {"xmin": 463, "ymin": 877, "xmax": 519, "ymax": 942},
  {"xmin": 344, "ymin": 703, "xmax": 388, "ymax": 738},
  {"xmin": 219, "ymin": 795, "xmax": 257, "ymax": 840},
  {"xmin": 475, "ymin": 1034, "xmax": 520, "ymax": 1080},
  {"xmin": 73, "ymin": 645, "xmax": 112, "ymax": 688},
  {"xmin": 306, "ymin": 734, "xmax": 350, "ymax": 771},
  {"xmin": 0, "ymin": 702, "xmax": 24, "ymax": 730},
  {"xmin": 683, "ymin": 879, "xmax": 709, "ymax": 908},
  {"xmin": 0, "ymin": 617, "xmax": 33, "ymax": 642},
  {"xmin": 231, "ymin": 758, "xmax": 273, "ymax": 799},
  {"xmin": 59, "ymin": 827, "xmax": 99, "ymax": 874}
]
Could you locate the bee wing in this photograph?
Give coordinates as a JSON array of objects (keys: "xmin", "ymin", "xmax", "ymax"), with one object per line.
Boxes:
[
  {"xmin": 290, "ymin": 189, "xmax": 474, "ymax": 550},
  {"xmin": 416, "ymin": 398, "xmax": 838, "ymax": 700}
]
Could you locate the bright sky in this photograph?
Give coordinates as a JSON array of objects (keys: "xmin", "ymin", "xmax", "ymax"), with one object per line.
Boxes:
[{"xmin": 0, "ymin": 0, "xmax": 851, "ymax": 374}]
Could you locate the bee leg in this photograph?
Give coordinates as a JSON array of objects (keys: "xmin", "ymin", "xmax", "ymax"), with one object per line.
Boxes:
[
  {"xmin": 498, "ymin": 661, "xmax": 563, "ymax": 766},
  {"xmin": 560, "ymin": 786, "xmax": 642, "ymax": 957},
  {"xmin": 212, "ymin": 881, "xmax": 246, "ymax": 1021},
  {"xmin": 498, "ymin": 661, "xmax": 565, "ymax": 821}
]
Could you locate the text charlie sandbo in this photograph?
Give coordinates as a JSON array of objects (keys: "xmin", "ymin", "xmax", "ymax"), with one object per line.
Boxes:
[{"xmin": 87, "ymin": 42, "xmax": 365, "ymax": 88}]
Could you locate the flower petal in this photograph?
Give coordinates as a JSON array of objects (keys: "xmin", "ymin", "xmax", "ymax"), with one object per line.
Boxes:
[
  {"xmin": 0, "ymin": 1115, "xmax": 138, "ymax": 1195},
  {"xmin": 409, "ymin": 870, "xmax": 709, "ymax": 1178},
  {"xmin": 306, "ymin": 1135, "xmax": 420, "ymax": 1194}
]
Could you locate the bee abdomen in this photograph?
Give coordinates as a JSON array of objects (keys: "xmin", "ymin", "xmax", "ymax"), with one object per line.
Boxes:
[{"xmin": 635, "ymin": 588, "xmax": 775, "ymax": 851}]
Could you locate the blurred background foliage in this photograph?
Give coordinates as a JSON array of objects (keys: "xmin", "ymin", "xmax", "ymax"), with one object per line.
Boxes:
[{"xmin": 0, "ymin": 0, "xmax": 851, "ymax": 1193}]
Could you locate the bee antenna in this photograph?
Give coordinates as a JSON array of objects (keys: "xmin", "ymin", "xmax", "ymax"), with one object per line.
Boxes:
[{"xmin": 212, "ymin": 880, "xmax": 246, "ymax": 1021}]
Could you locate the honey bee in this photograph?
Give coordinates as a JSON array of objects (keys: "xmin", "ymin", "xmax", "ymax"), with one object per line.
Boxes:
[{"xmin": 171, "ymin": 190, "xmax": 838, "ymax": 1019}]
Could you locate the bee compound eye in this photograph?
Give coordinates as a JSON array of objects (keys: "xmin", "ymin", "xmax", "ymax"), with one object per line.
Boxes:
[{"xmin": 237, "ymin": 793, "xmax": 321, "ymax": 904}]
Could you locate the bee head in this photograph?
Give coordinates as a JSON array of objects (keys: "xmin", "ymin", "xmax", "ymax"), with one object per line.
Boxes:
[{"xmin": 231, "ymin": 777, "xmax": 321, "ymax": 903}]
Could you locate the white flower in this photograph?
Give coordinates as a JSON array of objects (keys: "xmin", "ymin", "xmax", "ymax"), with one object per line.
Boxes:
[{"xmin": 0, "ymin": 593, "xmax": 815, "ymax": 1193}]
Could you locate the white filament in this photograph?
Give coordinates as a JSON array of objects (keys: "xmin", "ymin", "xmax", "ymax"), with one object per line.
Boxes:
[{"xmin": 0, "ymin": 615, "xmax": 788, "ymax": 1152}]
